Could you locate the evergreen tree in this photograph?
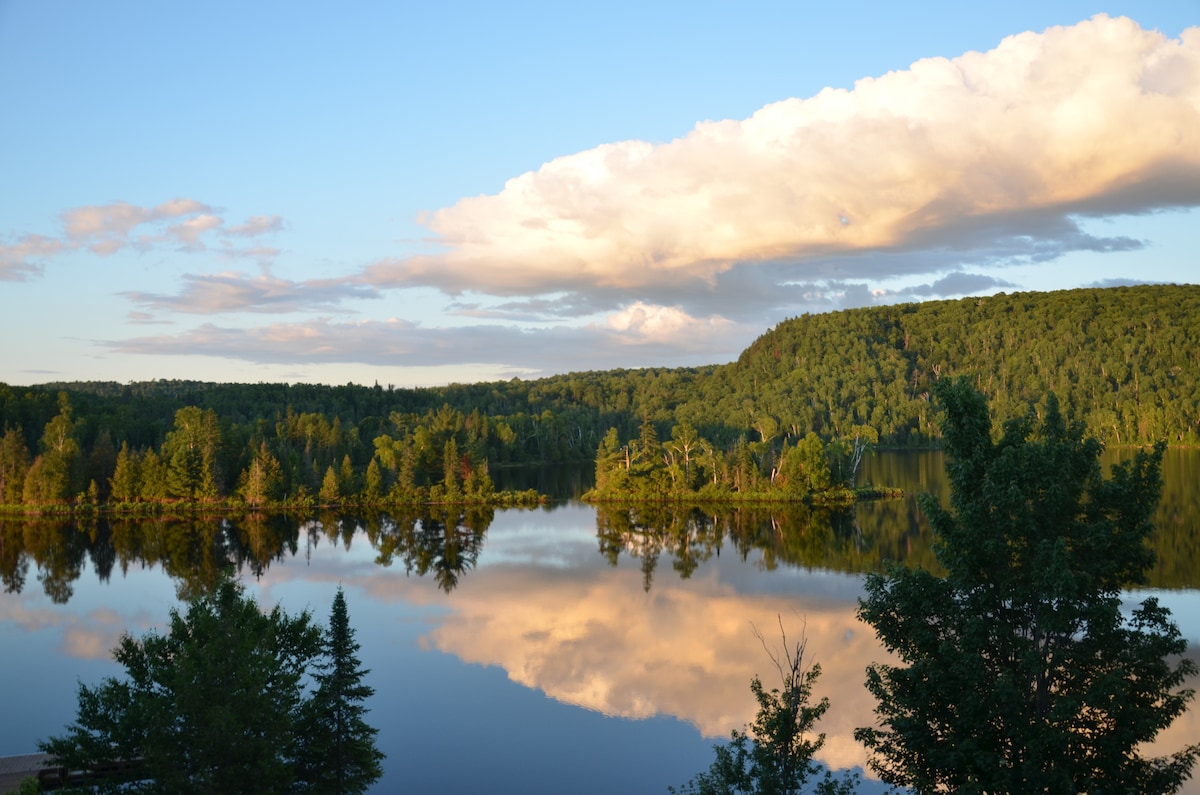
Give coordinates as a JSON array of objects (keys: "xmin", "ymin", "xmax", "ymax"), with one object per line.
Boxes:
[
  {"xmin": 320, "ymin": 464, "xmax": 341, "ymax": 505},
  {"xmin": 239, "ymin": 441, "xmax": 284, "ymax": 507},
  {"xmin": 41, "ymin": 578, "xmax": 323, "ymax": 795},
  {"xmin": 856, "ymin": 379, "xmax": 1199, "ymax": 793},
  {"xmin": 441, "ymin": 438, "xmax": 462, "ymax": 501},
  {"xmin": 296, "ymin": 587, "xmax": 385, "ymax": 794},
  {"xmin": 362, "ymin": 458, "xmax": 382, "ymax": 503},
  {"xmin": 138, "ymin": 449, "xmax": 169, "ymax": 502},
  {"xmin": 0, "ymin": 426, "xmax": 29, "ymax": 504},
  {"xmin": 109, "ymin": 442, "xmax": 140, "ymax": 503}
]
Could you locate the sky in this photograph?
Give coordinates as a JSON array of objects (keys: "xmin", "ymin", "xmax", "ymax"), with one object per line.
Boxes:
[{"xmin": 1, "ymin": 1, "xmax": 1198, "ymax": 388}]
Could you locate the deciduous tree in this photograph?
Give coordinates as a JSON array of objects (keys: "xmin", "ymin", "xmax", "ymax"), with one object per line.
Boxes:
[
  {"xmin": 856, "ymin": 379, "xmax": 1198, "ymax": 793},
  {"xmin": 674, "ymin": 620, "xmax": 858, "ymax": 795}
]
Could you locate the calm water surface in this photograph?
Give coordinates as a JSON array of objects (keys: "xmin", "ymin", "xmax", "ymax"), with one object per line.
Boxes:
[{"xmin": 1, "ymin": 451, "xmax": 1196, "ymax": 794}]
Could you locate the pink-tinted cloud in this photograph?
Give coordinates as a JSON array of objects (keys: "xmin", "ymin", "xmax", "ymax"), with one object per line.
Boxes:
[
  {"xmin": 365, "ymin": 16, "xmax": 1199, "ymax": 298},
  {"xmin": 108, "ymin": 312, "xmax": 750, "ymax": 373},
  {"xmin": 0, "ymin": 234, "xmax": 67, "ymax": 281},
  {"xmin": 123, "ymin": 271, "xmax": 379, "ymax": 315},
  {"xmin": 167, "ymin": 213, "xmax": 224, "ymax": 248},
  {"xmin": 225, "ymin": 215, "xmax": 284, "ymax": 237}
]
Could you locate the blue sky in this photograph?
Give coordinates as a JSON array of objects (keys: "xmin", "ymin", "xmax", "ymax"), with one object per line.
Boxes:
[{"xmin": 2, "ymin": 1, "xmax": 1197, "ymax": 387}]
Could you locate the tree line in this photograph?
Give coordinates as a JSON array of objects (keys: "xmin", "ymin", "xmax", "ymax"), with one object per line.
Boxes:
[
  {"xmin": 587, "ymin": 416, "xmax": 889, "ymax": 503},
  {"xmin": 0, "ymin": 397, "xmax": 541, "ymax": 511},
  {"xmin": 2, "ymin": 284, "xmax": 1197, "ymax": 512}
]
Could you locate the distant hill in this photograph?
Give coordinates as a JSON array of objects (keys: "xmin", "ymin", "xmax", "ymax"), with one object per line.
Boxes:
[
  {"xmin": 686, "ymin": 283, "xmax": 1199, "ymax": 447},
  {"xmin": 4, "ymin": 283, "xmax": 1198, "ymax": 463}
]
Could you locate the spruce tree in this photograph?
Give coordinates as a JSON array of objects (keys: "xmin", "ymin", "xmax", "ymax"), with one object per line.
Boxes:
[{"xmin": 297, "ymin": 587, "xmax": 385, "ymax": 794}]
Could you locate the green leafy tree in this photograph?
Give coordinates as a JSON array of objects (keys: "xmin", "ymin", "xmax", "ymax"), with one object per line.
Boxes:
[
  {"xmin": 22, "ymin": 395, "xmax": 82, "ymax": 505},
  {"xmin": 40, "ymin": 577, "xmax": 323, "ymax": 794},
  {"xmin": 674, "ymin": 621, "xmax": 858, "ymax": 795},
  {"xmin": 295, "ymin": 587, "xmax": 385, "ymax": 794},
  {"xmin": 777, "ymin": 432, "xmax": 830, "ymax": 495},
  {"xmin": 238, "ymin": 441, "xmax": 284, "ymax": 507},
  {"xmin": 856, "ymin": 379, "xmax": 1199, "ymax": 793},
  {"xmin": 0, "ymin": 426, "xmax": 29, "ymax": 504}
]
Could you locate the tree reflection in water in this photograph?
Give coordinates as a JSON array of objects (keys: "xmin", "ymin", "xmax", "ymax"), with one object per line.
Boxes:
[
  {"xmin": 373, "ymin": 506, "xmax": 492, "ymax": 593},
  {"xmin": 2, "ymin": 454, "xmax": 1199, "ymax": 604},
  {"xmin": 594, "ymin": 500, "xmax": 944, "ymax": 589},
  {"xmin": 0, "ymin": 508, "xmax": 503, "ymax": 603}
]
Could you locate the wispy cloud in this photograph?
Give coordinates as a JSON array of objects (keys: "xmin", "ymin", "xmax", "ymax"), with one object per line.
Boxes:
[
  {"xmin": 0, "ymin": 234, "xmax": 66, "ymax": 281},
  {"xmin": 122, "ymin": 272, "xmax": 380, "ymax": 315},
  {"xmin": 110, "ymin": 310, "xmax": 749, "ymax": 374},
  {"xmin": 894, "ymin": 272, "xmax": 1017, "ymax": 298},
  {"xmin": 3, "ymin": 198, "xmax": 286, "ymax": 279},
  {"xmin": 364, "ymin": 15, "xmax": 1199, "ymax": 311},
  {"xmin": 62, "ymin": 198, "xmax": 214, "ymax": 254},
  {"xmin": 225, "ymin": 215, "xmax": 284, "ymax": 237}
]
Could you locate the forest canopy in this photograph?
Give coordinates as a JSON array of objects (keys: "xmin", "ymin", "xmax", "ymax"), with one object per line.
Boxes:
[{"xmin": 1, "ymin": 284, "xmax": 1196, "ymax": 511}]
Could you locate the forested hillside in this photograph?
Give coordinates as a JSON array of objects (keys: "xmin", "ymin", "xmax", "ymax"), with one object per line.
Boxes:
[
  {"xmin": 685, "ymin": 282, "xmax": 1200, "ymax": 448},
  {"xmin": 1, "ymin": 284, "xmax": 1196, "ymax": 509}
]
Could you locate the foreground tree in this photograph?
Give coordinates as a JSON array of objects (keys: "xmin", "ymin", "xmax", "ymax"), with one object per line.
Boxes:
[
  {"xmin": 295, "ymin": 587, "xmax": 385, "ymax": 794},
  {"xmin": 856, "ymin": 379, "xmax": 1198, "ymax": 793},
  {"xmin": 673, "ymin": 620, "xmax": 858, "ymax": 795},
  {"xmin": 41, "ymin": 578, "xmax": 325, "ymax": 794}
]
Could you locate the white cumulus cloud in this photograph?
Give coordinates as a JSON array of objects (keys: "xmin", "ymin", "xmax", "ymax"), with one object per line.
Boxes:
[{"xmin": 367, "ymin": 16, "xmax": 1199, "ymax": 301}]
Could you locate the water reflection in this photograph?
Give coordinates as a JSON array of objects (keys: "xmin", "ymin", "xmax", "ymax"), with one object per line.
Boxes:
[
  {"xmin": 595, "ymin": 502, "xmax": 943, "ymax": 589},
  {"xmin": 2, "ymin": 450, "xmax": 1198, "ymax": 792},
  {"xmin": 3, "ymin": 462, "xmax": 1198, "ymax": 607},
  {"xmin": 1, "ymin": 508, "xmax": 498, "ymax": 602},
  {"xmin": 371, "ymin": 506, "xmax": 492, "ymax": 593}
]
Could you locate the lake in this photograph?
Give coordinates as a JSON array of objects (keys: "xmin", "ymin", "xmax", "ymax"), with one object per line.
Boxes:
[{"xmin": 1, "ymin": 450, "xmax": 1197, "ymax": 794}]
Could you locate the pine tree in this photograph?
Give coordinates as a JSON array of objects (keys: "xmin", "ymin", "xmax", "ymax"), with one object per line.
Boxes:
[
  {"xmin": 296, "ymin": 587, "xmax": 385, "ymax": 794},
  {"xmin": 109, "ymin": 442, "xmax": 140, "ymax": 503}
]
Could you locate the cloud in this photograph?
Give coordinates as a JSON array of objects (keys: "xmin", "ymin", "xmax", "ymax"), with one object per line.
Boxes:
[
  {"xmin": 224, "ymin": 215, "xmax": 284, "ymax": 237},
  {"xmin": 5, "ymin": 199, "xmax": 285, "ymax": 278},
  {"xmin": 109, "ymin": 310, "xmax": 750, "ymax": 374},
  {"xmin": 895, "ymin": 271, "xmax": 1017, "ymax": 298},
  {"xmin": 366, "ymin": 15, "xmax": 1199, "ymax": 310},
  {"xmin": 603, "ymin": 301, "xmax": 735, "ymax": 347},
  {"xmin": 217, "ymin": 244, "xmax": 283, "ymax": 264},
  {"xmin": 0, "ymin": 234, "xmax": 66, "ymax": 281},
  {"xmin": 61, "ymin": 198, "xmax": 215, "ymax": 254},
  {"xmin": 122, "ymin": 271, "xmax": 381, "ymax": 315}
]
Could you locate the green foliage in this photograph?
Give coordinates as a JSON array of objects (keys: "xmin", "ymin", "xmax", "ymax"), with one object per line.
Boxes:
[
  {"xmin": 0, "ymin": 426, "xmax": 31, "ymax": 504},
  {"xmin": 3, "ymin": 285, "xmax": 1199, "ymax": 513},
  {"xmin": 673, "ymin": 623, "xmax": 859, "ymax": 795},
  {"xmin": 294, "ymin": 587, "xmax": 385, "ymax": 794},
  {"xmin": 40, "ymin": 577, "xmax": 324, "ymax": 794},
  {"xmin": 855, "ymin": 379, "xmax": 1199, "ymax": 793},
  {"xmin": 39, "ymin": 578, "xmax": 385, "ymax": 794},
  {"xmin": 589, "ymin": 424, "xmax": 853, "ymax": 502}
]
